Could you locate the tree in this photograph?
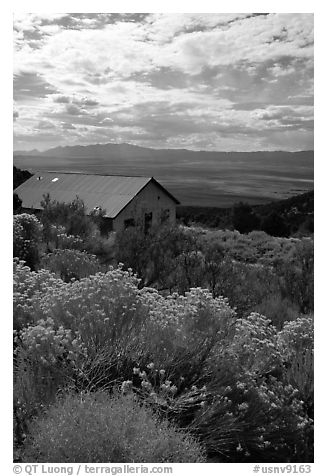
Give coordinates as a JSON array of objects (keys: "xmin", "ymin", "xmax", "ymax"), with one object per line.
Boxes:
[
  {"xmin": 261, "ymin": 211, "xmax": 289, "ymax": 237},
  {"xmin": 13, "ymin": 193, "xmax": 22, "ymax": 214},
  {"xmin": 200, "ymin": 237, "xmax": 225, "ymax": 295},
  {"xmin": 114, "ymin": 226, "xmax": 149, "ymax": 282},
  {"xmin": 40, "ymin": 194, "xmax": 94, "ymax": 243},
  {"xmin": 277, "ymin": 239, "xmax": 314, "ymax": 313},
  {"xmin": 232, "ymin": 202, "xmax": 260, "ymax": 234},
  {"xmin": 13, "ymin": 166, "xmax": 32, "ymax": 189},
  {"xmin": 13, "ymin": 214, "xmax": 43, "ymax": 269}
]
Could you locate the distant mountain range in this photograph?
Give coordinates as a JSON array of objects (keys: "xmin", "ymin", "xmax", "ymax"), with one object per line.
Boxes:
[
  {"xmin": 14, "ymin": 142, "xmax": 314, "ymax": 160},
  {"xmin": 13, "ymin": 143, "xmax": 314, "ymax": 207},
  {"xmin": 14, "ymin": 143, "xmax": 156, "ymax": 158}
]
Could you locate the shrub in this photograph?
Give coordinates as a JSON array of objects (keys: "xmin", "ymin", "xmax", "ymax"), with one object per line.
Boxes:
[
  {"xmin": 261, "ymin": 211, "xmax": 290, "ymax": 237},
  {"xmin": 45, "ymin": 224, "xmax": 85, "ymax": 251},
  {"xmin": 13, "ymin": 259, "xmax": 64, "ymax": 331},
  {"xmin": 13, "ymin": 166, "xmax": 32, "ymax": 189},
  {"xmin": 14, "ymin": 318, "xmax": 86, "ymax": 446},
  {"xmin": 189, "ymin": 374, "xmax": 312, "ymax": 462},
  {"xmin": 139, "ymin": 286, "xmax": 236, "ymax": 365},
  {"xmin": 199, "ymin": 237, "xmax": 224, "ymax": 293},
  {"xmin": 276, "ymin": 240, "xmax": 314, "ymax": 313},
  {"xmin": 254, "ymin": 293, "xmax": 300, "ymax": 329},
  {"xmin": 226, "ymin": 313, "xmax": 282, "ymax": 377},
  {"xmin": 35, "ymin": 265, "xmax": 146, "ymax": 354},
  {"xmin": 22, "ymin": 391, "xmax": 205, "ymax": 463},
  {"xmin": 14, "ymin": 193, "xmax": 22, "ymax": 213},
  {"xmin": 84, "ymin": 228, "xmax": 116, "ymax": 264},
  {"xmin": 120, "ymin": 357, "xmax": 312, "ymax": 463},
  {"xmin": 210, "ymin": 258, "xmax": 279, "ymax": 316},
  {"xmin": 40, "ymin": 194, "xmax": 94, "ymax": 241},
  {"xmin": 232, "ymin": 202, "xmax": 260, "ymax": 234},
  {"xmin": 13, "ymin": 214, "xmax": 43, "ymax": 269},
  {"xmin": 114, "ymin": 224, "xmax": 204, "ymax": 291},
  {"xmin": 40, "ymin": 249, "xmax": 102, "ymax": 282},
  {"xmin": 278, "ymin": 316, "xmax": 314, "ymax": 413},
  {"xmin": 114, "ymin": 226, "xmax": 150, "ymax": 282}
]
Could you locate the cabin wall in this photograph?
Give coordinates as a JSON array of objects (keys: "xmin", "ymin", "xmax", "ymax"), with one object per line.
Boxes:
[{"xmin": 112, "ymin": 181, "xmax": 176, "ymax": 232}]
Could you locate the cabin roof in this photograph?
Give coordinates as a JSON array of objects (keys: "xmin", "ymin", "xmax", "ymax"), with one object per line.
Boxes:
[{"xmin": 14, "ymin": 171, "xmax": 179, "ymax": 218}]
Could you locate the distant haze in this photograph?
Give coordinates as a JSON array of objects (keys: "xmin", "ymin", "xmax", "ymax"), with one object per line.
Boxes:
[{"xmin": 14, "ymin": 143, "xmax": 314, "ymax": 207}]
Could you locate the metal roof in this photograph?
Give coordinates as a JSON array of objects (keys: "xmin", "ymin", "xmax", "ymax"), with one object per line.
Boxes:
[{"xmin": 14, "ymin": 172, "xmax": 162, "ymax": 218}]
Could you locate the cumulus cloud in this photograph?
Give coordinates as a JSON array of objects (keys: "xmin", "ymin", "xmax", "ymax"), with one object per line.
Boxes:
[
  {"xmin": 13, "ymin": 13, "xmax": 314, "ymax": 151},
  {"xmin": 53, "ymin": 95, "xmax": 70, "ymax": 103}
]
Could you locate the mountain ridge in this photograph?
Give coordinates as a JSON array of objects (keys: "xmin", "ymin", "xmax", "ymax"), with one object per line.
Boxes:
[{"xmin": 13, "ymin": 142, "xmax": 314, "ymax": 158}]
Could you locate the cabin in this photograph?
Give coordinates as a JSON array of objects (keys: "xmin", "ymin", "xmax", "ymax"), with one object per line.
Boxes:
[{"xmin": 14, "ymin": 172, "xmax": 180, "ymax": 233}]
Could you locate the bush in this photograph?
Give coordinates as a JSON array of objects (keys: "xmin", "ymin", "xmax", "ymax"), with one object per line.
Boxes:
[
  {"xmin": 254, "ymin": 293, "xmax": 300, "ymax": 330},
  {"xmin": 14, "ymin": 193, "xmax": 22, "ymax": 213},
  {"xmin": 114, "ymin": 224, "xmax": 204, "ymax": 291},
  {"xmin": 120, "ymin": 354, "xmax": 312, "ymax": 463},
  {"xmin": 84, "ymin": 228, "xmax": 116, "ymax": 264},
  {"xmin": 40, "ymin": 194, "xmax": 94, "ymax": 241},
  {"xmin": 13, "ymin": 166, "xmax": 32, "ymax": 189},
  {"xmin": 14, "ymin": 318, "xmax": 86, "ymax": 447},
  {"xmin": 22, "ymin": 391, "xmax": 205, "ymax": 463},
  {"xmin": 276, "ymin": 240, "xmax": 314, "ymax": 313},
  {"xmin": 140, "ymin": 286, "xmax": 236, "ymax": 365},
  {"xmin": 45, "ymin": 224, "xmax": 85, "ymax": 251},
  {"xmin": 232, "ymin": 202, "xmax": 260, "ymax": 234},
  {"xmin": 13, "ymin": 259, "xmax": 64, "ymax": 331},
  {"xmin": 40, "ymin": 249, "xmax": 102, "ymax": 282},
  {"xmin": 278, "ymin": 316, "xmax": 314, "ymax": 414},
  {"xmin": 35, "ymin": 265, "xmax": 146, "ymax": 355},
  {"xmin": 13, "ymin": 214, "xmax": 43, "ymax": 269},
  {"xmin": 226, "ymin": 313, "xmax": 282, "ymax": 377},
  {"xmin": 114, "ymin": 226, "xmax": 150, "ymax": 282},
  {"xmin": 261, "ymin": 211, "xmax": 289, "ymax": 237},
  {"xmin": 210, "ymin": 258, "xmax": 279, "ymax": 316},
  {"xmin": 189, "ymin": 374, "xmax": 312, "ymax": 462}
]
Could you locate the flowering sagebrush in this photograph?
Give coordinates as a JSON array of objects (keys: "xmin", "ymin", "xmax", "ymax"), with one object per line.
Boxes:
[
  {"xmin": 16, "ymin": 317, "xmax": 86, "ymax": 368},
  {"xmin": 13, "ymin": 259, "xmax": 65, "ymax": 330},
  {"xmin": 13, "ymin": 214, "xmax": 43, "ymax": 269},
  {"xmin": 40, "ymin": 249, "xmax": 102, "ymax": 282},
  {"xmin": 140, "ymin": 286, "xmax": 236, "ymax": 362},
  {"xmin": 22, "ymin": 391, "xmax": 205, "ymax": 463},
  {"xmin": 34, "ymin": 264, "xmax": 145, "ymax": 353},
  {"xmin": 227, "ymin": 313, "xmax": 282, "ymax": 377},
  {"xmin": 14, "ymin": 316, "xmax": 87, "ymax": 439}
]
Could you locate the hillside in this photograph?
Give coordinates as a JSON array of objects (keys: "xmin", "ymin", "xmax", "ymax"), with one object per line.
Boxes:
[
  {"xmin": 13, "ymin": 143, "xmax": 314, "ymax": 207},
  {"xmin": 177, "ymin": 190, "xmax": 314, "ymax": 237}
]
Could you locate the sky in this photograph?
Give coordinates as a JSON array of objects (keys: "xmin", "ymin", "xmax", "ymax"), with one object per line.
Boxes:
[{"xmin": 13, "ymin": 12, "xmax": 314, "ymax": 152}]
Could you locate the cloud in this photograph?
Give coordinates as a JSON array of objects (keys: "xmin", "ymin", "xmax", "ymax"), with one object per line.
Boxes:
[
  {"xmin": 37, "ymin": 119, "xmax": 56, "ymax": 130},
  {"xmin": 14, "ymin": 72, "xmax": 58, "ymax": 100},
  {"xmin": 65, "ymin": 104, "xmax": 83, "ymax": 116},
  {"xmin": 13, "ymin": 13, "xmax": 314, "ymax": 152},
  {"xmin": 53, "ymin": 95, "xmax": 70, "ymax": 103}
]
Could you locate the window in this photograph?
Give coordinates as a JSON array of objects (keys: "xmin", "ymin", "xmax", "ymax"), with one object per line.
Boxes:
[
  {"xmin": 161, "ymin": 209, "xmax": 170, "ymax": 223},
  {"xmin": 144, "ymin": 212, "xmax": 152, "ymax": 234},
  {"xmin": 124, "ymin": 218, "xmax": 135, "ymax": 229},
  {"xmin": 100, "ymin": 217, "xmax": 113, "ymax": 235}
]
